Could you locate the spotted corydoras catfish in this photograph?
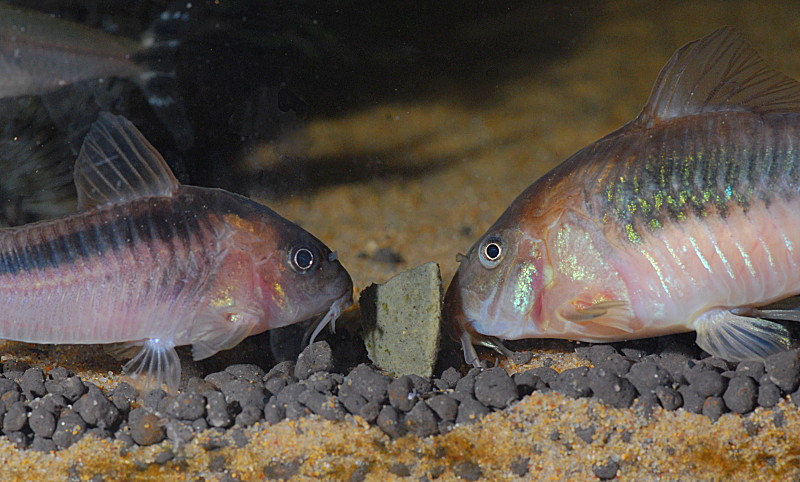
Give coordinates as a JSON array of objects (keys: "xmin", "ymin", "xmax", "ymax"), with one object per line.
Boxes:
[
  {"xmin": 0, "ymin": 113, "xmax": 353, "ymax": 391},
  {"xmin": 444, "ymin": 27, "xmax": 800, "ymax": 366},
  {"xmin": 0, "ymin": 3, "xmax": 193, "ymax": 149}
]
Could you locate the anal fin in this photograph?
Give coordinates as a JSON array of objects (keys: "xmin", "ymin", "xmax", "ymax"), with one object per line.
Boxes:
[
  {"xmin": 121, "ymin": 338, "xmax": 181, "ymax": 394},
  {"xmin": 695, "ymin": 308, "xmax": 791, "ymax": 361}
]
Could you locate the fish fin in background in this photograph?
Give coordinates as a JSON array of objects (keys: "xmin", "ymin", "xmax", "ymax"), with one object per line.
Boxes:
[
  {"xmin": 121, "ymin": 338, "xmax": 181, "ymax": 394},
  {"xmin": 636, "ymin": 26, "xmax": 800, "ymax": 128},
  {"xmin": 694, "ymin": 308, "xmax": 791, "ymax": 361},
  {"xmin": 74, "ymin": 112, "xmax": 180, "ymax": 209},
  {"xmin": 40, "ymin": 78, "xmax": 137, "ymax": 155},
  {"xmin": 133, "ymin": 2, "xmax": 195, "ymax": 150},
  {"xmin": 749, "ymin": 307, "xmax": 800, "ymax": 322},
  {"xmin": 558, "ymin": 298, "xmax": 635, "ymax": 334}
]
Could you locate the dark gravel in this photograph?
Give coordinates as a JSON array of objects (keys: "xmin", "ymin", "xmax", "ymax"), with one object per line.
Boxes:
[{"xmin": 0, "ymin": 340, "xmax": 795, "ymax": 452}]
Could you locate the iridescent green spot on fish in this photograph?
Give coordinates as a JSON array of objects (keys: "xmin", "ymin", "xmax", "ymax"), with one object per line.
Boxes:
[
  {"xmin": 513, "ymin": 263, "xmax": 537, "ymax": 314},
  {"xmin": 625, "ymin": 224, "xmax": 640, "ymax": 243}
]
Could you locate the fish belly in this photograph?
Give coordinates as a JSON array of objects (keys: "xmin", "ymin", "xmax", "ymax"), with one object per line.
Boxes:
[{"xmin": 619, "ymin": 197, "xmax": 800, "ymax": 336}]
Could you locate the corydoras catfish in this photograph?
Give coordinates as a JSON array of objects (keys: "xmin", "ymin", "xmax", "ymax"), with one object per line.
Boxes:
[
  {"xmin": 0, "ymin": 113, "xmax": 353, "ymax": 392},
  {"xmin": 0, "ymin": 3, "xmax": 193, "ymax": 149},
  {"xmin": 444, "ymin": 27, "xmax": 800, "ymax": 366}
]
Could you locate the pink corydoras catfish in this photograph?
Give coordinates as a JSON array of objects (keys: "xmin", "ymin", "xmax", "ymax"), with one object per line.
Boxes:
[
  {"xmin": 444, "ymin": 27, "xmax": 800, "ymax": 366},
  {"xmin": 0, "ymin": 113, "xmax": 352, "ymax": 391}
]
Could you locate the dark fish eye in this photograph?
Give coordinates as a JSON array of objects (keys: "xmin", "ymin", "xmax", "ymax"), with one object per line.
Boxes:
[
  {"xmin": 479, "ymin": 236, "xmax": 503, "ymax": 268},
  {"xmin": 292, "ymin": 247, "xmax": 315, "ymax": 271}
]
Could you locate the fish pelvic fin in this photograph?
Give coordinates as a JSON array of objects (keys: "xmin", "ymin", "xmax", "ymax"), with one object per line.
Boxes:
[
  {"xmin": 695, "ymin": 308, "xmax": 791, "ymax": 361},
  {"xmin": 557, "ymin": 298, "xmax": 635, "ymax": 334},
  {"xmin": 459, "ymin": 330, "xmax": 513, "ymax": 368},
  {"xmin": 75, "ymin": 113, "xmax": 180, "ymax": 209},
  {"xmin": 121, "ymin": 338, "xmax": 181, "ymax": 395},
  {"xmin": 638, "ymin": 26, "xmax": 800, "ymax": 127}
]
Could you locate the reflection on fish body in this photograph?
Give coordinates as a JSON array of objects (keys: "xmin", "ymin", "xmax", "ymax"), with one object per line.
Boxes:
[
  {"xmin": 0, "ymin": 3, "xmax": 193, "ymax": 149},
  {"xmin": 0, "ymin": 113, "xmax": 353, "ymax": 392},
  {"xmin": 445, "ymin": 27, "xmax": 800, "ymax": 366}
]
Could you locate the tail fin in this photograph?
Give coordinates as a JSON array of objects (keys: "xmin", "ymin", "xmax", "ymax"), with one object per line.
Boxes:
[{"xmin": 133, "ymin": 3, "xmax": 195, "ymax": 150}]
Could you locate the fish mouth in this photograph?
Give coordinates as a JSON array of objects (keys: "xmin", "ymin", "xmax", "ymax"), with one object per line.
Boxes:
[{"xmin": 303, "ymin": 289, "xmax": 354, "ymax": 346}]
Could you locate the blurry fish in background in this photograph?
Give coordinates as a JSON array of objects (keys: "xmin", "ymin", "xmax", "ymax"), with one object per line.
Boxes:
[
  {"xmin": 0, "ymin": 1, "xmax": 194, "ymax": 150},
  {"xmin": 0, "ymin": 97, "xmax": 76, "ymax": 226}
]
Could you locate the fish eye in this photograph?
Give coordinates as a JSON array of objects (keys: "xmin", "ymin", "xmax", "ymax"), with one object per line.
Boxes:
[
  {"xmin": 292, "ymin": 247, "xmax": 316, "ymax": 271},
  {"xmin": 479, "ymin": 236, "xmax": 503, "ymax": 268}
]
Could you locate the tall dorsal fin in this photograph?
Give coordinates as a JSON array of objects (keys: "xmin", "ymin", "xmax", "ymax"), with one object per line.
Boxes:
[
  {"xmin": 75, "ymin": 112, "xmax": 180, "ymax": 209},
  {"xmin": 637, "ymin": 27, "xmax": 800, "ymax": 127}
]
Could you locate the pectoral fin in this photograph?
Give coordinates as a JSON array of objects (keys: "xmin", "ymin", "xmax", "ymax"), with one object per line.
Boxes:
[
  {"xmin": 459, "ymin": 330, "xmax": 513, "ymax": 368},
  {"xmin": 558, "ymin": 299, "xmax": 635, "ymax": 334},
  {"xmin": 695, "ymin": 308, "xmax": 791, "ymax": 361},
  {"xmin": 121, "ymin": 338, "xmax": 181, "ymax": 394},
  {"xmin": 191, "ymin": 310, "xmax": 259, "ymax": 361}
]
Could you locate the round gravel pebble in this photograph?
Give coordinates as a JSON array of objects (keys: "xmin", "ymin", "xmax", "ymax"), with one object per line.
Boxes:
[
  {"xmin": 343, "ymin": 364, "xmax": 390, "ymax": 404},
  {"xmin": 225, "ymin": 364, "xmax": 265, "ymax": 384},
  {"xmin": 75, "ymin": 385, "xmax": 119, "ymax": 429},
  {"xmin": 626, "ymin": 361, "xmax": 670, "ymax": 394},
  {"xmin": 20, "ymin": 368, "xmax": 46, "ymax": 399},
  {"xmin": 426, "ymin": 394, "xmax": 458, "ymax": 422},
  {"xmin": 452, "ymin": 460, "xmax": 482, "ymax": 481},
  {"xmin": 435, "ymin": 367, "xmax": 462, "ymax": 390},
  {"xmin": 702, "ymin": 396, "xmax": 727, "ymax": 422},
  {"xmin": 456, "ymin": 398, "xmax": 489, "ymax": 425},
  {"xmin": 376, "ymin": 405, "xmax": 405, "ymax": 438},
  {"xmin": 678, "ymin": 386, "xmax": 705, "ymax": 414},
  {"xmin": 294, "ymin": 342, "xmax": 334, "ymax": 380},
  {"xmin": 264, "ymin": 396, "xmax": 286, "ymax": 425},
  {"xmin": 205, "ymin": 391, "xmax": 234, "ymax": 428},
  {"xmin": 593, "ymin": 459, "xmax": 619, "ymax": 480},
  {"xmin": 3, "ymin": 402, "xmax": 27, "ymax": 433},
  {"xmin": 765, "ymin": 349, "xmax": 800, "ymax": 392},
  {"xmin": 388, "ymin": 376, "xmax": 417, "ymax": 412},
  {"xmin": 550, "ymin": 367, "xmax": 591, "ymax": 399},
  {"xmin": 723, "ymin": 376, "xmax": 758, "ymax": 414},
  {"xmin": 129, "ymin": 409, "xmax": 165, "ymax": 446},
  {"xmin": 588, "ymin": 368, "xmax": 636, "ymax": 409},
  {"xmin": 166, "ymin": 392, "xmax": 206, "ymax": 421},
  {"xmin": 29, "ymin": 408, "xmax": 56, "ymax": 437},
  {"xmin": 689, "ymin": 370, "xmax": 727, "ymax": 398},
  {"xmin": 53, "ymin": 412, "xmax": 87, "ymax": 449},
  {"xmin": 264, "ymin": 361, "xmax": 297, "ymax": 395},
  {"xmin": 509, "ymin": 457, "xmax": 529, "ymax": 477},
  {"xmin": 31, "ymin": 436, "xmax": 57, "ymax": 453},
  {"xmin": 405, "ymin": 400, "xmax": 438, "ymax": 437},
  {"xmin": 655, "ymin": 386, "xmax": 683, "ymax": 411},
  {"xmin": 758, "ymin": 381, "xmax": 782, "ymax": 408},
  {"xmin": 474, "ymin": 367, "xmax": 518, "ymax": 409},
  {"xmin": 298, "ymin": 390, "xmax": 346, "ymax": 421}
]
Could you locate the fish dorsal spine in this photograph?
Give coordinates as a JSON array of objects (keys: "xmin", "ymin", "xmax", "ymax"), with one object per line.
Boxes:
[
  {"xmin": 637, "ymin": 26, "xmax": 800, "ymax": 127},
  {"xmin": 74, "ymin": 112, "xmax": 180, "ymax": 210}
]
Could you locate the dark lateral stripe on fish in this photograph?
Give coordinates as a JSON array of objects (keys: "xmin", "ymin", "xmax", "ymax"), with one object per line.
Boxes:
[
  {"xmin": 0, "ymin": 198, "xmax": 211, "ymax": 275},
  {"xmin": 593, "ymin": 114, "xmax": 800, "ymax": 241}
]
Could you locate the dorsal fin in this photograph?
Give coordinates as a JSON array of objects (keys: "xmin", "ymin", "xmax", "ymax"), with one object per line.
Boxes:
[
  {"xmin": 75, "ymin": 112, "xmax": 180, "ymax": 209},
  {"xmin": 637, "ymin": 27, "xmax": 800, "ymax": 127}
]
